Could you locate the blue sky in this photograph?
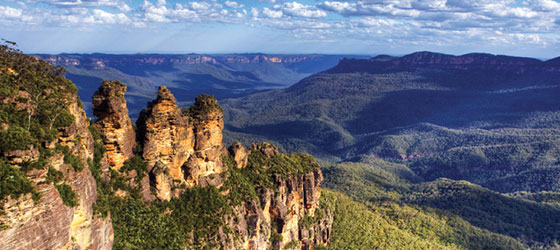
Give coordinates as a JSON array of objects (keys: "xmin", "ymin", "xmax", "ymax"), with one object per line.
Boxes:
[{"xmin": 1, "ymin": 0, "xmax": 560, "ymax": 58}]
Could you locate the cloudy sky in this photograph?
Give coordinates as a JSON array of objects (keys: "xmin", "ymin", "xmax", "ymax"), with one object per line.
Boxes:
[{"xmin": 1, "ymin": 0, "xmax": 560, "ymax": 58}]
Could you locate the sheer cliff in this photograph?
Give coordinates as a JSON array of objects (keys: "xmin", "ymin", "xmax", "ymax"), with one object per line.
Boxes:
[{"xmin": 0, "ymin": 45, "xmax": 113, "ymax": 250}]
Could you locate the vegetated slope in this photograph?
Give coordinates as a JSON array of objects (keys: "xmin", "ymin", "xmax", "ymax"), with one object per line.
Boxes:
[
  {"xmin": 322, "ymin": 161, "xmax": 560, "ymax": 249},
  {"xmin": 222, "ymin": 51, "xmax": 560, "ymax": 192},
  {"xmin": 0, "ymin": 43, "xmax": 113, "ymax": 250},
  {"xmin": 34, "ymin": 53, "xmax": 366, "ymax": 118}
]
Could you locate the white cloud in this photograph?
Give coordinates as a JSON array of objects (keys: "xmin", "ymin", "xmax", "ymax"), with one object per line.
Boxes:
[
  {"xmin": 279, "ymin": 2, "xmax": 327, "ymax": 18},
  {"xmin": 142, "ymin": 0, "xmax": 170, "ymax": 22},
  {"xmin": 263, "ymin": 7, "xmax": 283, "ymax": 18},
  {"xmin": 318, "ymin": 1, "xmax": 357, "ymax": 14},
  {"xmin": 1, "ymin": 0, "xmax": 559, "ymax": 55},
  {"xmin": 0, "ymin": 5, "xmax": 22, "ymax": 19},
  {"xmin": 224, "ymin": 1, "xmax": 244, "ymax": 9},
  {"xmin": 250, "ymin": 7, "xmax": 259, "ymax": 18},
  {"xmin": 190, "ymin": 2, "xmax": 211, "ymax": 11},
  {"xmin": 92, "ymin": 9, "xmax": 131, "ymax": 24}
]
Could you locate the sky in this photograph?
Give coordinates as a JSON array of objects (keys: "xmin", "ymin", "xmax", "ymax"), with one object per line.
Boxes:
[{"xmin": 1, "ymin": 0, "xmax": 560, "ymax": 58}]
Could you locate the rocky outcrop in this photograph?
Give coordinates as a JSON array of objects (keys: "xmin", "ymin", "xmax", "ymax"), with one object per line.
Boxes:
[
  {"xmin": 136, "ymin": 88, "xmax": 229, "ymax": 200},
  {"xmin": 137, "ymin": 86, "xmax": 195, "ymax": 201},
  {"xmin": 183, "ymin": 94, "xmax": 225, "ymax": 186},
  {"xmin": 0, "ymin": 93, "xmax": 113, "ymax": 250},
  {"xmin": 221, "ymin": 144, "xmax": 332, "ymax": 250},
  {"xmin": 92, "ymin": 80, "xmax": 136, "ymax": 171},
  {"xmin": 228, "ymin": 142, "xmax": 248, "ymax": 169}
]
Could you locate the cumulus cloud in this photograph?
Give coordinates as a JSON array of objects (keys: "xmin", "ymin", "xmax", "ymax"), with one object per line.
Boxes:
[
  {"xmin": 224, "ymin": 1, "xmax": 244, "ymax": 9},
  {"xmin": 0, "ymin": 5, "xmax": 23, "ymax": 19},
  {"xmin": 2, "ymin": 0, "xmax": 560, "ymax": 54},
  {"xmin": 91, "ymin": 9, "xmax": 131, "ymax": 24},
  {"xmin": 263, "ymin": 7, "xmax": 283, "ymax": 18},
  {"xmin": 279, "ymin": 2, "xmax": 327, "ymax": 18}
]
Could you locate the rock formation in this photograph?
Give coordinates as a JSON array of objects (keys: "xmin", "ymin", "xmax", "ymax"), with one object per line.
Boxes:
[
  {"xmin": 221, "ymin": 143, "xmax": 331, "ymax": 250},
  {"xmin": 228, "ymin": 141, "xmax": 248, "ymax": 169},
  {"xmin": 92, "ymin": 80, "xmax": 136, "ymax": 171},
  {"xmin": 183, "ymin": 94, "xmax": 225, "ymax": 186},
  {"xmin": 136, "ymin": 86, "xmax": 195, "ymax": 200},
  {"xmin": 0, "ymin": 91, "xmax": 113, "ymax": 250},
  {"xmin": 1, "ymin": 69, "xmax": 331, "ymax": 250},
  {"xmin": 133, "ymin": 87, "xmax": 332, "ymax": 249}
]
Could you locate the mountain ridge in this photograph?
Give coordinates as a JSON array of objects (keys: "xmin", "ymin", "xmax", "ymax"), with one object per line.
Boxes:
[{"xmin": 328, "ymin": 51, "xmax": 560, "ymax": 75}]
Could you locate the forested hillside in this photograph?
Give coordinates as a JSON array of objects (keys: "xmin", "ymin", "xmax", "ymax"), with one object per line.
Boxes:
[{"xmin": 222, "ymin": 51, "xmax": 560, "ymax": 194}]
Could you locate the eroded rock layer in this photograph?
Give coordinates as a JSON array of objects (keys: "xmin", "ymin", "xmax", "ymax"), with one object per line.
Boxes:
[
  {"xmin": 92, "ymin": 80, "xmax": 136, "ymax": 171},
  {"xmin": 0, "ymin": 92, "xmax": 113, "ymax": 250},
  {"xmin": 136, "ymin": 88, "xmax": 228, "ymax": 200},
  {"xmin": 221, "ymin": 144, "xmax": 332, "ymax": 250}
]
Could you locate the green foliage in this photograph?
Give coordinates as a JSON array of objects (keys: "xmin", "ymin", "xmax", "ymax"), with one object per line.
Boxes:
[
  {"xmin": 46, "ymin": 167, "xmax": 63, "ymax": 184},
  {"xmin": 120, "ymin": 155, "xmax": 147, "ymax": 183},
  {"xmin": 51, "ymin": 110, "xmax": 74, "ymax": 128},
  {"xmin": 0, "ymin": 44, "xmax": 76, "ymax": 152},
  {"xmin": 270, "ymin": 232, "xmax": 283, "ymax": 244},
  {"xmin": 221, "ymin": 148, "xmax": 319, "ymax": 206},
  {"xmin": 111, "ymin": 186, "xmax": 230, "ymax": 250},
  {"xmin": 323, "ymin": 162, "xmax": 527, "ymax": 250},
  {"xmin": 0, "ymin": 125, "xmax": 36, "ymax": 152},
  {"xmin": 55, "ymin": 184, "xmax": 78, "ymax": 207},
  {"xmin": 0, "ymin": 160, "xmax": 36, "ymax": 200},
  {"xmin": 407, "ymin": 178, "xmax": 560, "ymax": 245},
  {"xmin": 58, "ymin": 145, "xmax": 84, "ymax": 172},
  {"xmin": 188, "ymin": 94, "xmax": 222, "ymax": 120},
  {"xmin": 168, "ymin": 186, "xmax": 231, "ymax": 248},
  {"xmin": 111, "ymin": 197, "xmax": 184, "ymax": 250},
  {"xmin": 0, "ymin": 43, "xmax": 81, "ymax": 205}
]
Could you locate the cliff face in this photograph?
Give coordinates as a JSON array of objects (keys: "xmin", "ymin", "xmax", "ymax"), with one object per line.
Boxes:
[
  {"xmin": 0, "ymin": 91, "xmax": 113, "ymax": 250},
  {"xmin": 37, "ymin": 54, "xmax": 320, "ymax": 68},
  {"xmin": 136, "ymin": 87, "xmax": 228, "ymax": 201},
  {"xmin": 92, "ymin": 80, "xmax": 136, "ymax": 171},
  {"xmin": 221, "ymin": 143, "xmax": 332, "ymax": 250},
  {"xmin": 136, "ymin": 86, "xmax": 195, "ymax": 201},
  {"xmin": 131, "ymin": 86, "xmax": 332, "ymax": 249},
  {"xmin": 184, "ymin": 94, "xmax": 225, "ymax": 187},
  {"xmin": 329, "ymin": 51, "xmax": 560, "ymax": 75}
]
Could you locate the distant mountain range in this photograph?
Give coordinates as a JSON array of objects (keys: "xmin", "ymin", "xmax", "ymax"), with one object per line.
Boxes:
[
  {"xmin": 33, "ymin": 53, "xmax": 368, "ymax": 117},
  {"xmin": 221, "ymin": 51, "xmax": 560, "ymax": 193}
]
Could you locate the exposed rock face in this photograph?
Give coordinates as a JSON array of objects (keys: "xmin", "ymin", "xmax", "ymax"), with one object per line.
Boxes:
[
  {"xmin": 329, "ymin": 51, "xmax": 560, "ymax": 75},
  {"xmin": 228, "ymin": 142, "xmax": 248, "ymax": 169},
  {"xmin": 134, "ymin": 87, "xmax": 332, "ymax": 248},
  {"xmin": 136, "ymin": 86, "xmax": 195, "ymax": 200},
  {"xmin": 0, "ymin": 94, "xmax": 113, "ymax": 250},
  {"xmin": 221, "ymin": 144, "xmax": 332, "ymax": 250},
  {"xmin": 183, "ymin": 94, "xmax": 225, "ymax": 186},
  {"xmin": 92, "ymin": 80, "xmax": 136, "ymax": 171},
  {"xmin": 136, "ymin": 88, "xmax": 229, "ymax": 200}
]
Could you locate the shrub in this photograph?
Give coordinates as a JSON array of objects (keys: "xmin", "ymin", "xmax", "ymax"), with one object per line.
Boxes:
[
  {"xmin": 55, "ymin": 184, "xmax": 77, "ymax": 207},
  {"xmin": 0, "ymin": 160, "xmax": 35, "ymax": 200}
]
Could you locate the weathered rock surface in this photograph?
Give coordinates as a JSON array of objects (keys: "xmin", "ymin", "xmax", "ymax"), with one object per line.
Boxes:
[
  {"xmin": 183, "ymin": 94, "xmax": 225, "ymax": 186},
  {"xmin": 137, "ymin": 88, "xmax": 228, "ymax": 200},
  {"xmin": 92, "ymin": 80, "xmax": 136, "ymax": 171},
  {"xmin": 221, "ymin": 144, "xmax": 332, "ymax": 250},
  {"xmin": 228, "ymin": 142, "xmax": 248, "ymax": 169},
  {"xmin": 136, "ymin": 86, "xmax": 195, "ymax": 200},
  {"xmin": 133, "ymin": 87, "xmax": 332, "ymax": 249},
  {"xmin": 0, "ymin": 94, "xmax": 113, "ymax": 250}
]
